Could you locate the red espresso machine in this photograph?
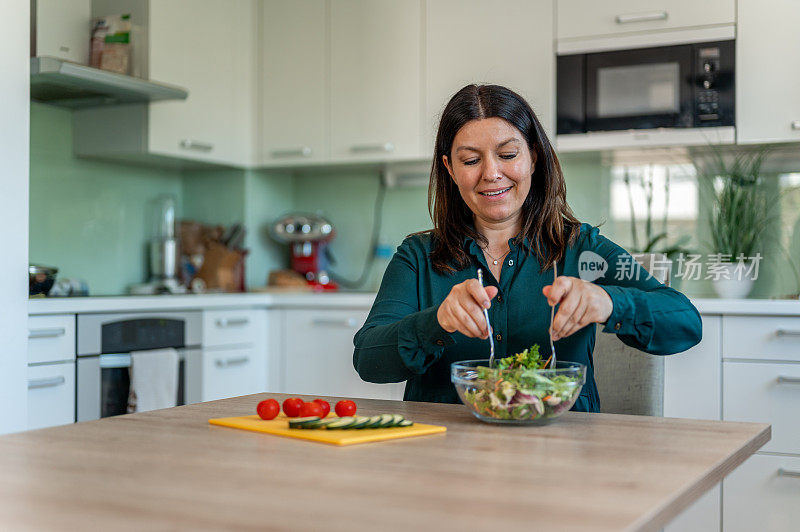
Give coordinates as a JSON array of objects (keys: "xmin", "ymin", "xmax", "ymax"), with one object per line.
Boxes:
[{"xmin": 271, "ymin": 213, "xmax": 338, "ymax": 291}]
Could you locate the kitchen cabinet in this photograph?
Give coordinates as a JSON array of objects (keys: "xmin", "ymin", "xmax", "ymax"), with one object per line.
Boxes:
[
  {"xmin": 27, "ymin": 362, "xmax": 76, "ymax": 430},
  {"xmin": 282, "ymin": 308, "xmax": 405, "ymax": 400},
  {"xmin": 27, "ymin": 314, "xmax": 76, "ymax": 365},
  {"xmin": 425, "ymin": 0, "xmax": 555, "ymax": 146},
  {"xmin": 736, "ymin": 0, "xmax": 800, "ymax": 144},
  {"xmin": 74, "ymin": 0, "xmax": 257, "ymax": 167},
  {"xmin": 34, "ymin": 0, "xmax": 91, "ymax": 65},
  {"xmin": 329, "ymin": 0, "xmax": 423, "ymax": 162},
  {"xmin": 259, "ymin": 0, "xmax": 328, "ymax": 165}
]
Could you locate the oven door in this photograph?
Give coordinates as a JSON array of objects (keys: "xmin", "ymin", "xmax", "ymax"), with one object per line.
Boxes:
[
  {"xmin": 584, "ymin": 45, "xmax": 694, "ymax": 132},
  {"xmin": 76, "ymin": 348, "xmax": 201, "ymax": 422}
]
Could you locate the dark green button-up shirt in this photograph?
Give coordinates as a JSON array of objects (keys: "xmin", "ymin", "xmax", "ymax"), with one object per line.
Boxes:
[{"xmin": 353, "ymin": 223, "xmax": 702, "ymax": 412}]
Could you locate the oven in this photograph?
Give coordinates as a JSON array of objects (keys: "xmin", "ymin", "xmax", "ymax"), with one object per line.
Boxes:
[
  {"xmin": 76, "ymin": 311, "xmax": 202, "ymax": 422},
  {"xmin": 557, "ymin": 40, "xmax": 734, "ymax": 135}
]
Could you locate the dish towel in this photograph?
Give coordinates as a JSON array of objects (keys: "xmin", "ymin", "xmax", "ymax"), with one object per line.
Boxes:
[{"xmin": 126, "ymin": 348, "xmax": 179, "ymax": 413}]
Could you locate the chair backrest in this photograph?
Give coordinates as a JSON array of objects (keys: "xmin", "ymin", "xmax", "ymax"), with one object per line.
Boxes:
[{"xmin": 593, "ymin": 253, "xmax": 671, "ymax": 416}]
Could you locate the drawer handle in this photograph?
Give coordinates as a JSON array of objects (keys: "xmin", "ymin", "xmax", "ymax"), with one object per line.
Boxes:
[
  {"xmin": 270, "ymin": 146, "xmax": 312, "ymax": 158},
  {"xmin": 775, "ymin": 329, "xmax": 800, "ymax": 338},
  {"xmin": 179, "ymin": 139, "xmax": 214, "ymax": 152},
  {"xmin": 214, "ymin": 356, "xmax": 249, "ymax": 368},
  {"xmin": 311, "ymin": 317, "xmax": 360, "ymax": 328},
  {"xmin": 777, "ymin": 375, "xmax": 800, "ymax": 385},
  {"xmin": 791, "ymin": 121, "xmax": 800, "ymax": 131},
  {"xmin": 778, "ymin": 468, "xmax": 800, "ymax": 478},
  {"xmin": 350, "ymin": 142, "xmax": 394, "ymax": 154},
  {"xmin": 28, "ymin": 376, "xmax": 66, "ymax": 389},
  {"xmin": 215, "ymin": 317, "xmax": 249, "ymax": 328},
  {"xmin": 28, "ymin": 327, "xmax": 67, "ymax": 339},
  {"xmin": 615, "ymin": 11, "xmax": 668, "ymax": 24}
]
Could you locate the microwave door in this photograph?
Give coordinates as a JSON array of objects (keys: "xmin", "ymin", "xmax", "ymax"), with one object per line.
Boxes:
[{"xmin": 585, "ymin": 45, "xmax": 693, "ymax": 132}]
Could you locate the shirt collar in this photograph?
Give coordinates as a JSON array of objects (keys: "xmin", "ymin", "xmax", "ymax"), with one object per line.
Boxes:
[{"xmin": 463, "ymin": 234, "xmax": 531, "ymax": 257}]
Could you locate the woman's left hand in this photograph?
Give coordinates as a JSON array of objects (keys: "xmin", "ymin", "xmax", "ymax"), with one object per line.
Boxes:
[{"xmin": 542, "ymin": 276, "xmax": 613, "ymax": 341}]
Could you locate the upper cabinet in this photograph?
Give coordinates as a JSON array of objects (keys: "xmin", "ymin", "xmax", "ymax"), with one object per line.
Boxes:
[
  {"xmin": 260, "ymin": 0, "xmax": 328, "ymax": 164},
  {"xmin": 426, "ymin": 0, "xmax": 555, "ymax": 148},
  {"xmin": 736, "ymin": 0, "xmax": 800, "ymax": 144},
  {"xmin": 74, "ymin": 0, "xmax": 257, "ymax": 168},
  {"xmin": 34, "ymin": 0, "xmax": 91, "ymax": 64},
  {"xmin": 329, "ymin": 0, "xmax": 423, "ymax": 162}
]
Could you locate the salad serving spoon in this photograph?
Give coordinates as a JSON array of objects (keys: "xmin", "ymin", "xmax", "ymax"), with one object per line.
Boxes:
[
  {"xmin": 476, "ymin": 269, "xmax": 495, "ymax": 368},
  {"xmin": 549, "ymin": 261, "xmax": 558, "ymax": 369}
]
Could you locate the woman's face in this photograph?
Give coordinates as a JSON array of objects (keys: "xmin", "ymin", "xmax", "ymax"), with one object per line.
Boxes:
[{"xmin": 443, "ymin": 117, "xmax": 535, "ymax": 228}]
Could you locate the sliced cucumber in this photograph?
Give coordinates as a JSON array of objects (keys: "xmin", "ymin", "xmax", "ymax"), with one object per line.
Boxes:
[
  {"xmin": 388, "ymin": 414, "xmax": 405, "ymax": 427},
  {"xmin": 288, "ymin": 416, "xmax": 321, "ymax": 428},
  {"xmin": 377, "ymin": 414, "xmax": 396, "ymax": 428},
  {"xmin": 364, "ymin": 415, "xmax": 383, "ymax": 428},
  {"xmin": 325, "ymin": 416, "xmax": 357, "ymax": 429},
  {"xmin": 397, "ymin": 419, "xmax": 414, "ymax": 427},
  {"xmin": 349, "ymin": 416, "xmax": 372, "ymax": 429}
]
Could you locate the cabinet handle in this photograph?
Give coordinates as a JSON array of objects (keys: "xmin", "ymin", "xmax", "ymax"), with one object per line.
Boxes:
[
  {"xmin": 270, "ymin": 147, "xmax": 312, "ymax": 158},
  {"xmin": 777, "ymin": 375, "xmax": 800, "ymax": 385},
  {"xmin": 311, "ymin": 317, "xmax": 360, "ymax": 328},
  {"xmin": 778, "ymin": 468, "xmax": 800, "ymax": 478},
  {"xmin": 28, "ymin": 327, "xmax": 67, "ymax": 339},
  {"xmin": 791, "ymin": 121, "xmax": 800, "ymax": 131},
  {"xmin": 775, "ymin": 329, "xmax": 800, "ymax": 338},
  {"xmin": 214, "ymin": 356, "xmax": 250, "ymax": 368},
  {"xmin": 179, "ymin": 139, "xmax": 214, "ymax": 152},
  {"xmin": 215, "ymin": 317, "xmax": 249, "ymax": 328},
  {"xmin": 28, "ymin": 376, "xmax": 66, "ymax": 389},
  {"xmin": 615, "ymin": 11, "xmax": 668, "ymax": 24},
  {"xmin": 350, "ymin": 142, "xmax": 394, "ymax": 154}
]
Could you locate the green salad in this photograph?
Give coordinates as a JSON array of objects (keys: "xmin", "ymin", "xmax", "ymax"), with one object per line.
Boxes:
[{"xmin": 459, "ymin": 345, "xmax": 583, "ymax": 421}]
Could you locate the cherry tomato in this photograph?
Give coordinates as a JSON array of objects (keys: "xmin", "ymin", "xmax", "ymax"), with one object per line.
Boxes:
[
  {"xmin": 256, "ymin": 399, "xmax": 280, "ymax": 420},
  {"xmin": 335, "ymin": 400, "xmax": 357, "ymax": 417},
  {"xmin": 282, "ymin": 397, "xmax": 304, "ymax": 417},
  {"xmin": 313, "ymin": 399, "xmax": 331, "ymax": 418},
  {"xmin": 299, "ymin": 401, "xmax": 323, "ymax": 418}
]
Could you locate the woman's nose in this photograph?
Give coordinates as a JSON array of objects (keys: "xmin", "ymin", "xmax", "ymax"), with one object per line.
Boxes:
[{"xmin": 482, "ymin": 157, "xmax": 502, "ymax": 181}]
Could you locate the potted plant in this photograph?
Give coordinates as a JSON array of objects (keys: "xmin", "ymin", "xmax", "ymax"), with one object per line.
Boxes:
[{"xmin": 700, "ymin": 148, "xmax": 772, "ymax": 299}]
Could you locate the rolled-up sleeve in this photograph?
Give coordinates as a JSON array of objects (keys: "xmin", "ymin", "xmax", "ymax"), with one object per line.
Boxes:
[
  {"xmin": 586, "ymin": 227, "xmax": 702, "ymax": 355},
  {"xmin": 353, "ymin": 239, "xmax": 455, "ymax": 384}
]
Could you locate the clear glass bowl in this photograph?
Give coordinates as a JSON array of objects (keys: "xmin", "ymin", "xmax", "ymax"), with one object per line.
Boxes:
[{"xmin": 451, "ymin": 360, "xmax": 587, "ymax": 425}]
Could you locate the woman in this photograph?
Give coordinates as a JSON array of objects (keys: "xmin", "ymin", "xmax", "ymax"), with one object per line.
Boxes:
[{"xmin": 353, "ymin": 84, "xmax": 701, "ymax": 412}]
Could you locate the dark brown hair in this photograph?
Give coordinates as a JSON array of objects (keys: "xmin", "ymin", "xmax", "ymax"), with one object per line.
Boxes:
[{"xmin": 425, "ymin": 84, "xmax": 581, "ymax": 274}]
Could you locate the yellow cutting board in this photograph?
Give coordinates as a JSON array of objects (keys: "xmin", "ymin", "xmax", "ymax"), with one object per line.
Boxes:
[{"xmin": 208, "ymin": 414, "xmax": 446, "ymax": 446}]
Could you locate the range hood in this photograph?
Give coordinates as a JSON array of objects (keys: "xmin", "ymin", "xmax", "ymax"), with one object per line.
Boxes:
[{"xmin": 30, "ymin": 57, "xmax": 188, "ymax": 109}]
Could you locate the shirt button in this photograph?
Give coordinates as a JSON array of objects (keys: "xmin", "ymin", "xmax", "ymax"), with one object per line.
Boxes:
[
  {"xmin": 435, "ymin": 339, "xmax": 445, "ymax": 346},
  {"xmin": 496, "ymin": 294, "xmax": 503, "ymax": 303},
  {"xmin": 495, "ymin": 333, "xmax": 502, "ymax": 341},
  {"xmin": 614, "ymin": 322, "xmax": 621, "ymax": 331},
  {"xmin": 508, "ymin": 259, "xmax": 514, "ymax": 266}
]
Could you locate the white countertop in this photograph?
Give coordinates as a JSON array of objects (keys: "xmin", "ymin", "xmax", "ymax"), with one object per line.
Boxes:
[{"xmin": 27, "ymin": 292, "xmax": 800, "ymax": 316}]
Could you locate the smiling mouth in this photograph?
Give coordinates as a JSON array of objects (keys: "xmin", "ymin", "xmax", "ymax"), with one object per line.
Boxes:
[{"xmin": 479, "ymin": 186, "xmax": 512, "ymax": 197}]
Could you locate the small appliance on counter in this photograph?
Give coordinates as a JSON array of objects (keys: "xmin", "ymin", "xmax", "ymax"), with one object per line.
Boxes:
[
  {"xmin": 130, "ymin": 195, "xmax": 187, "ymax": 295},
  {"xmin": 29, "ymin": 264, "xmax": 89, "ymax": 297},
  {"xmin": 271, "ymin": 213, "xmax": 338, "ymax": 291}
]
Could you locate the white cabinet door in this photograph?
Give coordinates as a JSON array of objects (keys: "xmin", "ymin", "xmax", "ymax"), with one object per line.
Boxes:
[
  {"xmin": 664, "ymin": 315, "xmax": 721, "ymax": 420},
  {"xmin": 148, "ymin": 0, "xmax": 256, "ymax": 166},
  {"xmin": 260, "ymin": 0, "xmax": 327, "ymax": 165},
  {"xmin": 27, "ymin": 362, "xmax": 75, "ymax": 430},
  {"xmin": 723, "ymin": 454, "xmax": 800, "ymax": 532},
  {"xmin": 28, "ymin": 314, "xmax": 76, "ymax": 365},
  {"xmin": 284, "ymin": 309, "xmax": 405, "ymax": 400},
  {"xmin": 203, "ymin": 309, "xmax": 265, "ymax": 349},
  {"xmin": 425, "ymin": 0, "xmax": 555, "ymax": 147},
  {"xmin": 737, "ymin": 0, "xmax": 800, "ymax": 144},
  {"xmin": 35, "ymin": 0, "xmax": 91, "ymax": 64},
  {"xmin": 330, "ymin": 0, "xmax": 422, "ymax": 161},
  {"xmin": 201, "ymin": 345, "xmax": 266, "ymax": 401},
  {"xmin": 663, "ymin": 484, "xmax": 720, "ymax": 532}
]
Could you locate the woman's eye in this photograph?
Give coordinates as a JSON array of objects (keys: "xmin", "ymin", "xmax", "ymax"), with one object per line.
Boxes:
[
  {"xmin": 463, "ymin": 159, "xmax": 479, "ymax": 166},
  {"xmin": 499, "ymin": 153, "xmax": 517, "ymax": 160}
]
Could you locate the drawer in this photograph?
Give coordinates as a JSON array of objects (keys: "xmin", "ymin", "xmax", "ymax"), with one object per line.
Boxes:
[
  {"xmin": 723, "ymin": 454, "xmax": 800, "ymax": 532},
  {"xmin": 202, "ymin": 309, "xmax": 265, "ymax": 348},
  {"xmin": 201, "ymin": 345, "xmax": 266, "ymax": 401},
  {"xmin": 27, "ymin": 362, "xmax": 75, "ymax": 430},
  {"xmin": 723, "ymin": 361, "xmax": 800, "ymax": 454},
  {"xmin": 723, "ymin": 316, "xmax": 800, "ymax": 362},
  {"xmin": 28, "ymin": 314, "xmax": 75, "ymax": 364},
  {"xmin": 556, "ymin": 0, "xmax": 735, "ymax": 41}
]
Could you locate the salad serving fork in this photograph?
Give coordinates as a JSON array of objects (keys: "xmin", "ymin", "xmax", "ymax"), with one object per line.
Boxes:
[
  {"xmin": 476, "ymin": 269, "xmax": 495, "ymax": 368},
  {"xmin": 549, "ymin": 261, "xmax": 558, "ymax": 369}
]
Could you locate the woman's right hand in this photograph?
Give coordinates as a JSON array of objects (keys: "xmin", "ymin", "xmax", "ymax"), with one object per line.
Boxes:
[{"xmin": 436, "ymin": 280, "xmax": 499, "ymax": 339}]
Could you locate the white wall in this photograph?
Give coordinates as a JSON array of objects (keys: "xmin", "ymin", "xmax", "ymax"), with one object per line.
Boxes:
[{"xmin": 0, "ymin": 0, "xmax": 30, "ymax": 433}]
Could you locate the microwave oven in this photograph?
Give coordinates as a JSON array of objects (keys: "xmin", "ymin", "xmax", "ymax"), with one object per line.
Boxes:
[{"xmin": 557, "ymin": 40, "xmax": 734, "ymax": 136}]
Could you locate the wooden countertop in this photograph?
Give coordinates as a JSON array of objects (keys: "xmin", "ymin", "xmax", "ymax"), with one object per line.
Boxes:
[{"xmin": 0, "ymin": 395, "xmax": 769, "ymax": 531}]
